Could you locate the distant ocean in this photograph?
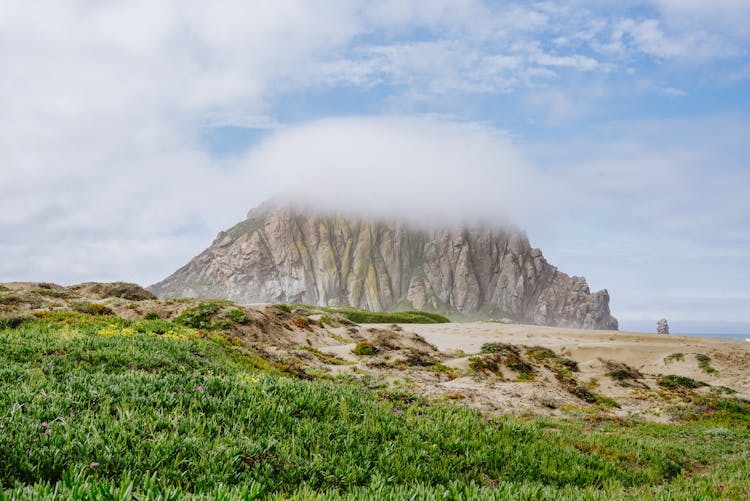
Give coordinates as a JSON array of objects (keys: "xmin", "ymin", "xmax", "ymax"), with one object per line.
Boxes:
[{"xmin": 678, "ymin": 332, "xmax": 750, "ymax": 342}]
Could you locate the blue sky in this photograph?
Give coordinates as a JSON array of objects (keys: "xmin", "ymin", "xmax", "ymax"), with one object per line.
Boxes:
[{"xmin": 1, "ymin": 1, "xmax": 749, "ymax": 333}]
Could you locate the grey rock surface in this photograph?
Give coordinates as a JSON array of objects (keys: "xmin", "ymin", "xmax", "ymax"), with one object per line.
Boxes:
[
  {"xmin": 657, "ymin": 318, "xmax": 669, "ymax": 334},
  {"xmin": 149, "ymin": 203, "xmax": 618, "ymax": 330}
]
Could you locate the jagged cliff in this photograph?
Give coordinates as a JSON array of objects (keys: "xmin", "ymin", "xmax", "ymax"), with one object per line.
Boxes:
[{"xmin": 149, "ymin": 203, "xmax": 618, "ymax": 330}]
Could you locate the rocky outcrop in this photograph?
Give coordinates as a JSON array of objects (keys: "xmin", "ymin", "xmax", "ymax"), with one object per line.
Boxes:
[
  {"xmin": 149, "ymin": 203, "xmax": 618, "ymax": 330},
  {"xmin": 68, "ymin": 282, "xmax": 157, "ymax": 301},
  {"xmin": 657, "ymin": 319, "xmax": 669, "ymax": 334}
]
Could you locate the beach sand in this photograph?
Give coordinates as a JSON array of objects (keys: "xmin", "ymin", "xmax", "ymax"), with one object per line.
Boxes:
[{"xmin": 322, "ymin": 322, "xmax": 750, "ymax": 421}]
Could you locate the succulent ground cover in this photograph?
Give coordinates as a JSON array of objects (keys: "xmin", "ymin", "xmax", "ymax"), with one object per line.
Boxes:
[
  {"xmin": 282, "ymin": 304, "xmax": 450, "ymax": 325},
  {"xmin": 0, "ymin": 308, "xmax": 749, "ymax": 500}
]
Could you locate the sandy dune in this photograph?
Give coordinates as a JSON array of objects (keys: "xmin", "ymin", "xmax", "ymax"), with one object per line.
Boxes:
[
  {"xmin": 328, "ymin": 322, "xmax": 750, "ymax": 421},
  {"xmin": 405, "ymin": 323, "xmax": 749, "ymax": 378}
]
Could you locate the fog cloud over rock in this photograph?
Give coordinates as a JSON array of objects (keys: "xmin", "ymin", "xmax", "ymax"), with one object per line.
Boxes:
[{"xmin": 238, "ymin": 117, "xmax": 551, "ymax": 228}]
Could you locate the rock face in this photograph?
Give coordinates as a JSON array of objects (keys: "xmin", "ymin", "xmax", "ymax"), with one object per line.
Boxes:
[
  {"xmin": 149, "ymin": 203, "xmax": 618, "ymax": 330},
  {"xmin": 657, "ymin": 319, "xmax": 669, "ymax": 334}
]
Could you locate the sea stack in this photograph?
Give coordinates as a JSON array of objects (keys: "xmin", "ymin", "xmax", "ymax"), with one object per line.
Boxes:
[
  {"xmin": 150, "ymin": 201, "xmax": 619, "ymax": 330},
  {"xmin": 657, "ymin": 318, "xmax": 670, "ymax": 334}
]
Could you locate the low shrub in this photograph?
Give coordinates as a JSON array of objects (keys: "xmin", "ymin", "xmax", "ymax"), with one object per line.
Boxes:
[
  {"xmin": 134, "ymin": 319, "xmax": 173, "ymax": 335},
  {"xmin": 0, "ymin": 293, "xmax": 22, "ymax": 305},
  {"xmin": 480, "ymin": 342, "xmax": 518, "ymax": 355},
  {"xmin": 659, "ymin": 375, "xmax": 707, "ymax": 389},
  {"xmin": 526, "ymin": 347, "xmax": 556, "ymax": 360},
  {"xmin": 402, "ymin": 349, "xmax": 436, "ymax": 367},
  {"xmin": 72, "ymin": 301, "xmax": 114, "ymax": 316},
  {"xmin": 0, "ymin": 315, "xmax": 34, "ymax": 329},
  {"xmin": 571, "ymin": 385, "xmax": 620, "ymax": 408},
  {"xmin": 503, "ymin": 352, "xmax": 535, "ymax": 374},
  {"xmin": 326, "ymin": 307, "xmax": 449, "ymax": 324},
  {"xmin": 516, "ymin": 372, "xmax": 535, "ymax": 382},
  {"xmin": 605, "ymin": 360, "xmax": 643, "ymax": 381},
  {"xmin": 558, "ymin": 358, "xmax": 579, "ymax": 372},
  {"xmin": 696, "ymin": 354, "xmax": 717, "ymax": 374},
  {"xmin": 292, "ymin": 317, "xmax": 312, "ymax": 331},
  {"xmin": 352, "ymin": 341, "xmax": 378, "ymax": 356},
  {"xmin": 174, "ymin": 301, "xmax": 224, "ymax": 329},
  {"xmin": 664, "ymin": 352, "xmax": 684, "ymax": 364},
  {"xmin": 34, "ymin": 288, "xmax": 72, "ymax": 299},
  {"xmin": 468, "ymin": 355, "xmax": 503, "ymax": 377}
]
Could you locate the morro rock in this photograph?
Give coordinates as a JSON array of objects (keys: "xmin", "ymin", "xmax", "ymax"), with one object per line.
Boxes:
[{"xmin": 149, "ymin": 202, "xmax": 618, "ymax": 330}]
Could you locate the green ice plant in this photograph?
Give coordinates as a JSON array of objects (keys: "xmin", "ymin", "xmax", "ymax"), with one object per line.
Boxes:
[{"xmin": 0, "ymin": 313, "xmax": 748, "ymax": 499}]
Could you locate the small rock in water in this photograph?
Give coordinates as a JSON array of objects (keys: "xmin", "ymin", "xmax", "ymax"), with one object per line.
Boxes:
[{"xmin": 657, "ymin": 318, "xmax": 669, "ymax": 335}]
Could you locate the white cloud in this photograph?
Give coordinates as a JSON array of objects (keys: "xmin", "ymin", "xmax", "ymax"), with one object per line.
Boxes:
[
  {"xmin": 526, "ymin": 116, "xmax": 750, "ymax": 323},
  {"xmin": 612, "ymin": 18, "xmax": 737, "ymax": 61},
  {"xmin": 235, "ymin": 116, "xmax": 548, "ymax": 227},
  {"xmin": 532, "ymin": 53, "xmax": 600, "ymax": 70},
  {"xmin": 0, "ymin": 1, "xmax": 370, "ymax": 285},
  {"xmin": 661, "ymin": 86, "xmax": 687, "ymax": 96},
  {"xmin": 650, "ymin": 0, "xmax": 750, "ymax": 33},
  {"xmin": 0, "ymin": 114, "xmax": 554, "ymax": 286}
]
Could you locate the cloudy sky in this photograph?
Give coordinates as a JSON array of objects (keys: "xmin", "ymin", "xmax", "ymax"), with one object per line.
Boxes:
[{"xmin": 1, "ymin": 1, "xmax": 749, "ymax": 333}]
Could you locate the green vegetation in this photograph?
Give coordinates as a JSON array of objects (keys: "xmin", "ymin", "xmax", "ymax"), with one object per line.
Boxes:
[
  {"xmin": 0, "ymin": 315, "xmax": 33, "ymax": 330},
  {"xmin": 526, "ymin": 346, "xmax": 579, "ymax": 372},
  {"xmin": 0, "ymin": 293, "xmax": 30, "ymax": 307},
  {"xmin": 468, "ymin": 355, "xmax": 504, "ymax": 377},
  {"xmin": 428, "ymin": 363, "xmax": 461, "ymax": 379},
  {"xmin": 570, "ymin": 385, "xmax": 621, "ymax": 408},
  {"xmin": 287, "ymin": 305, "xmax": 449, "ymax": 324},
  {"xmin": 33, "ymin": 288, "xmax": 72, "ymax": 299},
  {"xmin": 480, "ymin": 342, "xmax": 516, "ymax": 354},
  {"xmin": 133, "ymin": 318, "xmax": 173, "ymax": 335},
  {"xmin": 471, "ymin": 343, "xmax": 536, "ymax": 377},
  {"xmin": 659, "ymin": 375, "xmax": 708, "ymax": 389},
  {"xmin": 696, "ymin": 353, "xmax": 718, "ymax": 374},
  {"xmin": 604, "ymin": 360, "xmax": 644, "ymax": 383},
  {"xmin": 326, "ymin": 307, "xmax": 449, "ymax": 324},
  {"xmin": 351, "ymin": 341, "xmax": 378, "ymax": 356},
  {"xmin": 297, "ymin": 346, "xmax": 351, "ymax": 366},
  {"xmin": 173, "ymin": 300, "xmax": 226, "ymax": 329},
  {"xmin": 713, "ymin": 386, "xmax": 737, "ymax": 395},
  {"xmin": 221, "ymin": 308, "xmax": 249, "ymax": 325},
  {"xmin": 525, "ymin": 346, "xmax": 556, "ymax": 360},
  {"xmin": 515, "ymin": 372, "xmax": 535, "ymax": 382},
  {"xmin": 664, "ymin": 352, "xmax": 684, "ymax": 364},
  {"xmin": 473, "ymin": 345, "xmax": 619, "ymax": 408},
  {"xmin": 472, "ymin": 345, "xmax": 592, "ymax": 394},
  {"xmin": 291, "ymin": 317, "xmax": 312, "ymax": 331},
  {"xmin": 173, "ymin": 300, "xmax": 249, "ymax": 330},
  {"xmin": 1, "ymin": 312, "xmax": 749, "ymax": 499},
  {"xmin": 71, "ymin": 301, "xmax": 114, "ymax": 316}
]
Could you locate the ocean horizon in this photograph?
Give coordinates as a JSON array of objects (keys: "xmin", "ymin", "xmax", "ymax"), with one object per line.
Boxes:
[
  {"xmin": 620, "ymin": 322, "xmax": 750, "ymax": 342},
  {"xmin": 676, "ymin": 332, "xmax": 749, "ymax": 342}
]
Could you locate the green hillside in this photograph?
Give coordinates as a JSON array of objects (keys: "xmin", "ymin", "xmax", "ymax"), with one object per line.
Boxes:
[{"xmin": 1, "ymin": 311, "xmax": 749, "ymax": 499}]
